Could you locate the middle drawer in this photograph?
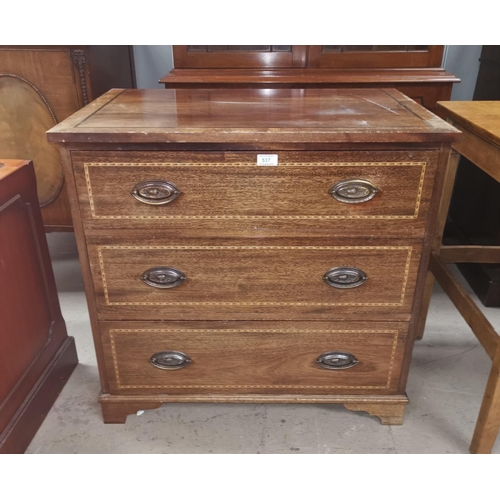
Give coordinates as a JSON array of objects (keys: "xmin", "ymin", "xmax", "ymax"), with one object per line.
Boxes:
[{"xmin": 88, "ymin": 238, "xmax": 422, "ymax": 321}]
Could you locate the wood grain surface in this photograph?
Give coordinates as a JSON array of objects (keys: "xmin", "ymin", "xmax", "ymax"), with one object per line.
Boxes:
[
  {"xmin": 48, "ymin": 88, "xmax": 459, "ymax": 425},
  {"xmin": 87, "ymin": 238, "xmax": 421, "ymax": 321},
  {"xmin": 100, "ymin": 320, "xmax": 408, "ymax": 395},
  {"xmin": 437, "ymin": 100, "xmax": 500, "ymax": 151},
  {"xmin": 72, "ymin": 150, "xmax": 438, "ymax": 237},
  {"xmin": 161, "ymin": 68, "xmax": 459, "ymax": 85},
  {"xmin": 47, "ymin": 88, "xmax": 460, "ymax": 144},
  {"xmin": 171, "ymin": 46, "xmax": 444, "ymax": 71},
  {"xmin": 99, "ymin": 393, "xmax": 409, "ymax": 424}
]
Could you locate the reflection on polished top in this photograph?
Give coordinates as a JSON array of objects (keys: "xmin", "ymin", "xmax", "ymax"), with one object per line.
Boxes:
[{"xmin": 47, "ymin": 88, "xmax": 460, "ymax": 144}]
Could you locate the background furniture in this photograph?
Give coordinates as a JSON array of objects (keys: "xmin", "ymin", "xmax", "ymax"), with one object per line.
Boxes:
[
  {"xmin": 48, "ymin": 88, "xmax": 458, "ymax": 426},
  {"xmin": 0, "ymin": 159, "xmax": 78, "ymax": 454},
  {"xmin": 0, "ymin": 46, "xmax": 136, "ymax": 231},
  {"xmin": 160, "ymin": 45, "xmax": 458, "ymax": 115},
  {"xmin": 446, "ymin": 46, "xmax": 500, "ymax": 306},
  {"xmin": 418, "ymin": 101, "xmax": 500, "ymax": 453}
]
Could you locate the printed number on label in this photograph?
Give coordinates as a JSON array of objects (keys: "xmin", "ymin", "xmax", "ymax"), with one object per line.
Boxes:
[{"xmin": 257, "ymin": 154, "xmax": 278, "ymax": 166}]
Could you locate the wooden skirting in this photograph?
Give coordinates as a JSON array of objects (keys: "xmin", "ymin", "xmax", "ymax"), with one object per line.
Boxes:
[{"xmin": 0, "ymin": 337, "xmax": 78, "ymax": 454}]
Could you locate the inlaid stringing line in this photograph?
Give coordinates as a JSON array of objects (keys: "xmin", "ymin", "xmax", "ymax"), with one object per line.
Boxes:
[
  {"xmin": 399, "ymin": 248, "xmax": 414, "ymax": 306},
  {"xmin": 414, "ymin": 161, "xmax": 426, "ymax": 217},
  {"xmin": 97, "ymin": 247, "xmax": 110, "ymax": 305},
  {"xmin": 83, "ymin": 162, "xmax": 427, "ymax": 220},
  {"xmin": 97, "ymin": 246, "xmax": 413, "ymax": 307},
  {"xmin": 109, "ymin": 334, "xmax": 121, "ymax": 386},
  {"xmin": 108, "ymin": 329, "xmax": 400, "ymax": 390}
]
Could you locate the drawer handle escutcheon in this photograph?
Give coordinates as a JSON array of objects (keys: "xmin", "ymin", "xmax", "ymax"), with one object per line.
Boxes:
[
  {"xmin": 317, "ymin": 351, "xmax": 359, "ymax": 370},
  {"xmin": 329, "ymin": 179, "xmax": 378, "ymax": 204},
  {"xmin": 150, "ymin": 351, "xmax": 192, "ymax": 370},
  {"xmin": 131, "ymin": 180, "xmax": 181, "ymax": 205},
  {"xmin": 141, "ymin": 267, "xmax": 187, "ymax": 289},
  {"xmin": 323, "ymin": 267, "xmax": 368, "ymax": 289}
]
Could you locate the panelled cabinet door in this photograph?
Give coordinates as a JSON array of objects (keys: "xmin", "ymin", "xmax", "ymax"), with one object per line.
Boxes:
[
  {"xmin": 307, "ymin": 46, "xmax": 444, "ymax": 69},
  {"xmin": 172, "ymin": 45, "xmax": 444, "ymax": 70},
  {"xmin": 173, "ymin": 45, "xmax": 308, "ymax": 68}
]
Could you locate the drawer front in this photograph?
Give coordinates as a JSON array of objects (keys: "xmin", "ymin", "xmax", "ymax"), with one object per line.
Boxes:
[
  {"xmin": 88, "ymin": 239, "xmax": 422, "ymax": 321},
  {"xmin": 100, "ymin": 321, "xmax": 408, "ymax": 395},
  {"xmin": 73, "ymin": 150, "xmax": 439, "ymax": 237}
]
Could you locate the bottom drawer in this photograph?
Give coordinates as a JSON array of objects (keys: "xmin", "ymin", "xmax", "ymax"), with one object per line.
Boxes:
[{"xmin": 101, "ymin": 321, "xmax": 408, "ymax": 395}]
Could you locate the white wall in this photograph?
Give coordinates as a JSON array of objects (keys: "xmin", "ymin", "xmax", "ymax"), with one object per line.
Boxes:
[
  {"xmin": 133, "ymin": 45, "xmax": 173, "ymax": 88},
  {"xmin": 132, "ymin": 45, "xmax": 482, "ymax": 99},
  {"xmin": 443, "ymin": 45, "xmax": 482, "ymax": 100}
]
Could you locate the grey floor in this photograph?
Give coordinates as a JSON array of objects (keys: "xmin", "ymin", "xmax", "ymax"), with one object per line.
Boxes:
[{"xmin": 26, "ymin": 233, "xmax": 500, "ymax": 454}]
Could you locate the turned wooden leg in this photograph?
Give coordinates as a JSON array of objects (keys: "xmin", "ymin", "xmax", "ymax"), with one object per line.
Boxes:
[
  {"xmin": 344, "ymin": 402, "xmax": 407, "ymax": 425},
  {"xmin": 470, "ymin": 355, "xmax": 500, "ymax": 454},
  {"xmin": 100, "ymin": 398, "xmax": 164, "ymax": 424}
]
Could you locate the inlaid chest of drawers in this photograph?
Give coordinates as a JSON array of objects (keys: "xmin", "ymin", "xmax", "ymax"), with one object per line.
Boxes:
[{"xmin": 47, "ymin": 88, "xmax": 459, "ymax": 425}]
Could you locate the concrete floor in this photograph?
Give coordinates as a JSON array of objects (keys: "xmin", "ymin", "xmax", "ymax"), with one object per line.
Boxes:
[{"xmin": 26, "ymin": 232, "xmax": 500, "ymax": 454}]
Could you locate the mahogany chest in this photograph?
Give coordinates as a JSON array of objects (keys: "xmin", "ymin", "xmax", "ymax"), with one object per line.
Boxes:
[{"xmin": 47, "ymin": 88, "xmax": 459, "ymax": 425}]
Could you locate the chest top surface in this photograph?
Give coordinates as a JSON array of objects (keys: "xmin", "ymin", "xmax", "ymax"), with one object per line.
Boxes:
[{"xmin": 47, "ymin": 88, "xmax": 459, "ymax": 145}]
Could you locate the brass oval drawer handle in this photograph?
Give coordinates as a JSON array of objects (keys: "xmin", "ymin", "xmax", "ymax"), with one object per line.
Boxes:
[
  {"xmin": 141, "ymin": 267, "xmax": 187, "ymax": 289},
  {"xmin": 131, "ymin": 180, "xmax": 181, "ymax": 205},
  {"xmin": 317, "ymin": 351, "xmax": 359, "ymax": 370},
  {"xmin": 329, "ymin": 179, "xmax": 378, "ymax": 204},
  {"xmin": 150, "ymin": 351, "xmax": 191, "ymax": 370},
  {"xmin": 323, "ymin": 267, "xmax": 368, "ymax": 289}
]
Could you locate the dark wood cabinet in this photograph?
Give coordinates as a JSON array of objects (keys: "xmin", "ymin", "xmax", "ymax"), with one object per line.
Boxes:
[
  {"xmin": 172, "ymin": 45, "xmax": 443, "ymax": 69},
  {"xmin": 0, "ymin": 46, "xmax": 136, "ymax": 231},
  {"xmin": 307, "ymin": 46, "xmax": 444, "ymax": 69},
  {"xmin": 173, "ymin": 45, "xmax": 308, "ymax": 68},
  {"xmin": 0, "ymin": 159, "xmax": 78, "ymax": 454},
  {"xmin": 161, "ymin": 45, "xmax": 458, "ymax": 114}
]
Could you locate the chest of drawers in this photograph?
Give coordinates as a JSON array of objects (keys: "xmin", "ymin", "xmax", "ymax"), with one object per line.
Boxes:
[{"xmin": 47, "ymin": 88, "xmax": 459, "ymax": 425}]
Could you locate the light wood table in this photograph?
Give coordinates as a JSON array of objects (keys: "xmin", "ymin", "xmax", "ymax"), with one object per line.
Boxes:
[{"xmin": 417, "ymin": 101, "xmax": 500, "ymax": 453}]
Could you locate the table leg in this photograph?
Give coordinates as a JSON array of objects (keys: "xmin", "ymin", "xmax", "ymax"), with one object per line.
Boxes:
[
  {"xmin": 470, "ymin": 349, "xmax": 500, "ymax": 454},
  {"xmin": 415, "ymin": 150, "xmax": 460, "ymax": 340},
  {"xmin": 415, "ymin": 272, "xmax": 436, "ymax": 340}
]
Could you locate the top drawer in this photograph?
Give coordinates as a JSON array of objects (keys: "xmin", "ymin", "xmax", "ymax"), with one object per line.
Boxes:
[{"xmin": 72, "ymin": 150, "xmax": 440, "ymax": 237}]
